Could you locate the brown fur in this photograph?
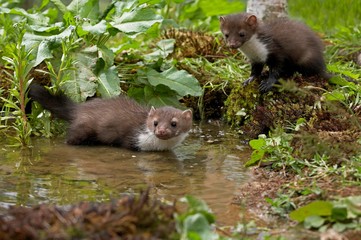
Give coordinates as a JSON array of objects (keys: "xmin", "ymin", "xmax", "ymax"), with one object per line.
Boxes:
[
  {"xmin": 29, "ymin": 84, "xmax": 192, "ymax": 151},
  {"xmin": 220, "ymin": 13, "xmax": 330, "ymax": 92}
]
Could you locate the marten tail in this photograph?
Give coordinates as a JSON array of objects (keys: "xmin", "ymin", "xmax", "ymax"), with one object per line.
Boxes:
[{"xmin": 28, "ymin": 83, "xmax": 75, "ymax": 121}]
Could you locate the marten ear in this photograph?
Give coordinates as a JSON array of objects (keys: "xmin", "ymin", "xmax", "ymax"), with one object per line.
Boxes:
[
  {"xmin": 219, "ymin": 16, "xmax": 225, "ymax": 24},
  {"xmin": 149, "ymin": 106, "xmax": 156, "ymax": 116},
  {"xmin": 245, "ymin": 15, "xmax": 257, "ymax": 26},
  {"xmin": 182, "ymin": 109, "xmax": 192, "ymax": 119}
]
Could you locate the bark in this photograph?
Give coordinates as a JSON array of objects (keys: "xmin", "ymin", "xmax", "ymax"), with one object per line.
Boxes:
[{"xmin": 247, "ymin": 0, "xmax": 288, "ymax": 21}]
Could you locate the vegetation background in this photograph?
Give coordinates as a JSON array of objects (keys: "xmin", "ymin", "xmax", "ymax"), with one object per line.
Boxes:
[{"xmin": 0, "ymin": 0, "xmax": 361, "ymax": 239}]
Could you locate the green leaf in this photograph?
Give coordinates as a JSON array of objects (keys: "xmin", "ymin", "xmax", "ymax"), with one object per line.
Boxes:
[
  {"xmin": 67, "ymin": 0, "xmax": 100, "ymax": 20},
  {"xmin": 249, "ymin": 138, "xmax": 266, "ymax": 150},
  {"xmin": 79, "ymin": 20, "xmax": 107, "ymax": 35},
  {"xmin": 8, "ymin": 8, "xmax": 49, "ymax": 26},
  {"xmin": 63, "ymin": 47, "xmax": 99, "ymax": 101},
  {"xmin": 145, "ymin": 67, "xmax": 202, "ymax": 97},
  {"xmin": 23, "ymin": 26, "xmax": 74, "ymax": 66},
  {"xmin": 97, "ymin": 66, "xmax": 121, "ymax": 98},
  {"xmin": 145, "ymin": 39, "xmax": 175, "ymax": 60},
  {"xmin": 180, "ymin": 195, "xmax": 215, "ymax": 224},
  {"xmin": 245, "ymin": 149, "xmax": 265, "ymax": 167},
  {"xmin": 51, "ymin": 0, "xmax": 68, "ymax": 14},
  {"xmin": 98, "ymin": 45, "xmax": 114, "ymax": 67},
  {"xmin": 331, "ymin": 207, "xmax": 348, "ymax": 221},
  {"xmin": 336, "ymin": 195, "xmax": 361, "ymax": 218},
  {"xmin": 34, "ymin": 40, "xmax": 54, "ymax": 66},
  {"xmin": 110, "ymin": 6, "xmax": 162, "ymax": 35},
  {"xmin": 144, "ymin": 85, "xmax": 182, "ymax": 108},
  {"xmin": 333, "ymin": 222, "xmax": 358, "ymax": 232},
  {"xmin": 182, "ymin": 214, "xmax": 217, "ymax": 240},
  {"xmin": 289, "ymin": 200, "xmax": 333, "ymax": 222},
  {"xmin": 304, "ymin": 215, "xmax": 326, "ymax": 229}
]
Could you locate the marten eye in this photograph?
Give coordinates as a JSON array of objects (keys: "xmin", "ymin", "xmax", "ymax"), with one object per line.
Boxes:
[
  {"xmin": 239, "ymin": 32, "xmax": 245, "ymax": 37},
  {"xmin": 153, "ymin": 121, "xmax": 158, "ymax": 127},
  {"xmin": 224, "ymin": 34, "xmax": 229, "ymax": 38},
  {"xmin": 171, "ymin": 121, "xmax": 177, "ymax": 127}
]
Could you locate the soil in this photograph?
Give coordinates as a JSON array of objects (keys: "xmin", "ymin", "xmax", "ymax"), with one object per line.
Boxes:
[
  {"xmin": 0, "ymin": 190, "xmax": 178, "ymax": 240},
  {"xmin": 232, "ymin": 167, "xmax": 361, "ymax": 239}
]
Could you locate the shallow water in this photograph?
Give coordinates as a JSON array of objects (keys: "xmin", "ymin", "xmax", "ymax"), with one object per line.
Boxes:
[{"xmin": 0, "ymin": 123, "xmax": 251, "ymax": 225}]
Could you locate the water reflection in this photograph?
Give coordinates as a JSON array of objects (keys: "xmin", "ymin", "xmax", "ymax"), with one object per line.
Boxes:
[{"xmin": 0, "ymin": 123, "xmax": 251, "ymax": 225}]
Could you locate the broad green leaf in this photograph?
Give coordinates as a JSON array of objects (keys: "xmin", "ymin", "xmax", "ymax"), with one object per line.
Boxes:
[
  {"xmin": 144, "ymin": 85, "xmax": 182, "ymax": 108},
  {"xmin": 304, "ymin": 215, "xmax": 326, "ymax": 229},
  {"xmin": 34, "ymin": 40, "xmax": 54, "ymax": 66},
  {"xmin": 8, "ymin": 8, "xmax": 49, "ymax": 25},
  {"xmin": 180, "ymin": 195, "xmax": 215, "ymax": 223},
  {"xmin": 331, "ymin": 207, "xmax": 348, "ymax": 221},
  {"xmin": 289, "ymin": 201, "xmax": 333, "ymax": 222},
  {"xmin": 127, "ymin": 87, "xmax": 146, "ymax": 103},
  {"xmin": 245, "ymin": 149, "xmax": 265, "ymax": 167},
  {"xmin": 113, "ymin": 0, "xmax": 137, "ymax": 14},
  {"xmin": 28, "ymin": 25, "xmax": 61, "ymax": 34},
  {"xmin": 23, "ymin": 26, "xmax": 74, "ymax": 66},
  {"xmin": 335, "ymin": 195, "xmax": 361, "ymax": 218},
  {"xmin": 67, "ymin": 0, "xmax": 100, "ymax": 20},
  {"xmin": 80, "ymin": 20, "xmax": 107, "ymax": 35},
  {"xmin": 333, "ymin": 222, "xmax": 358, "ymax": 232},
  {"xmin": 110, "ymin": 7, "xmax": 162, "ymax": 35},
  {"xmin": 97, "ymin": 66, "xmax": 121, "ymax": 98},
  {"xmin": 146, "ymin": 67, "xmax": 202, "ymax": 97},
  {"xmin": 50, "ymin": 0, "xmax": 68, "ymax": 14},
  {"xmin": 249, "ymin": 138, "xmax": 266, "ymax": 150},
  {"xmin": 63, "ymin": 47, "xmax": 99, "ymax": 101},
  {"xmin": 145, "ymin": 39, "xmax": 175, "ymax": 60},
  {"xmin": 98, "ymin": 45, "xmax": 114, "ymax": 67},
  {"xmin": 182, "ymin": 214, "xmax": 217, "ymax": 240}
]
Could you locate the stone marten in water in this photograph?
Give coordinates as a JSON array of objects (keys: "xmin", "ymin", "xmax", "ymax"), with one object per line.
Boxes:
[
  {"xmin": 220, "ymin": 13, "xmax": 330, "ymax": 92},
  {"xmin": 28, "ymin": 84, "xmax": 193, "ymax": 151}
]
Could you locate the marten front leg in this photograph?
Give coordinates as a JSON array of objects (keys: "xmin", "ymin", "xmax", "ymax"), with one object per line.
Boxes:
[
  {"xmin": 259, "ymin": 67, "xmax": 280, "ymax": 92},
  {"xmin": 243, "ymin": 62, "xmax": 264, "ymax": 86}
]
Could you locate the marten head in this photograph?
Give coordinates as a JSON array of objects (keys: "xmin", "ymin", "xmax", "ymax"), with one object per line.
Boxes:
[
  {"xmin": 146, "ymin": 107, "xmax": 192, "ymax": 140},
  {"xmin": 220, "ymin": 13, "xmax": 259, "ymax": 49}
]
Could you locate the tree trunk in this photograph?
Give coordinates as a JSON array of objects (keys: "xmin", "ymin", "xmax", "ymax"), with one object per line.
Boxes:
[{"xmin": 247, "ymin": 0, "xmax": 288, "ymax": 21}]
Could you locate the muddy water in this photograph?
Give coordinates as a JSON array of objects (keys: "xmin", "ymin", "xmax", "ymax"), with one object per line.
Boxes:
[{"xmin": 0, "ymin": 123, "xmax": 251, "ymax": 225}]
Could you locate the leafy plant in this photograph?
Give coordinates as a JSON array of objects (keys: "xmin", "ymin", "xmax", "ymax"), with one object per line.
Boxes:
[
  {"xmin": 290, "ymin": 196, "xmax": 361, "ymax": 232},
  {"xmin": 0, "ymin": 0, "xmax": 203, "ymax": 139},
  {"xmin": 265, "ymin": 193, "xmax": 297, "ymax": 218},
  {"xmin": 175, "ymin": 195, "xmax": 219, "ymax": 240},
  {"xmin": 244, "ymin": 130, "xmax": 300, "ymax": 173},
  {"xmin": 0, "ymin": 24, "xmax": 34, "ymax": 147}
]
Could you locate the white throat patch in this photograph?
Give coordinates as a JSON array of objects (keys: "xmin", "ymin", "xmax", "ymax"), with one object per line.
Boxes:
[
  {"xmin": 239, "ymin": 34, "xmax": 268, "ymax": 63},
  {"xmin": 137, "ymin": 129, "xmax": 188, "ymax": 151}
]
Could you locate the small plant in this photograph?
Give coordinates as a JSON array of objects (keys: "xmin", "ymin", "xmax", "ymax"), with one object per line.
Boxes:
[
  {"xmin": 175, "ymin": 195, "xmax": 219, "ymax": 240},
  {"xmin": 1, "ymin": 23, "xmax": 34, "ymax": 147},
  {"xmin": 244, "ymin": 129, "xmax": 301, "ymax": 173},
  {"xmin": 290, "ymin": 196, "xmax": 361, "ymax": 232}
]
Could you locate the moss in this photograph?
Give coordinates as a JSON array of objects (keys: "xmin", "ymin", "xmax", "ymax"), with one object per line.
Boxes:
[{"xmin": 224, "ymin": 78, "xmax": 260, "ymax": 126}]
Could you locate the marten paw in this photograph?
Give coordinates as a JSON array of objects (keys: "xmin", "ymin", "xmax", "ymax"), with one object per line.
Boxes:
[
  {"xmin": 259, "ymin": 78, "xmax": 277, "ymax": 93},
  {"xmin": 243, "ymin": 76, "xmax": 255, "ymax": 86}
]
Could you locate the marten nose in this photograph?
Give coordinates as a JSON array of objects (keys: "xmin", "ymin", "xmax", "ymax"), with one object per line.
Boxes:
[
  {"xmin": 158, "ymin": 129, "xmax": 166, "ymax": 135},
  {"xmin": 228, "ymin": 42, "xmax": 239, "ymax": 49}
]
